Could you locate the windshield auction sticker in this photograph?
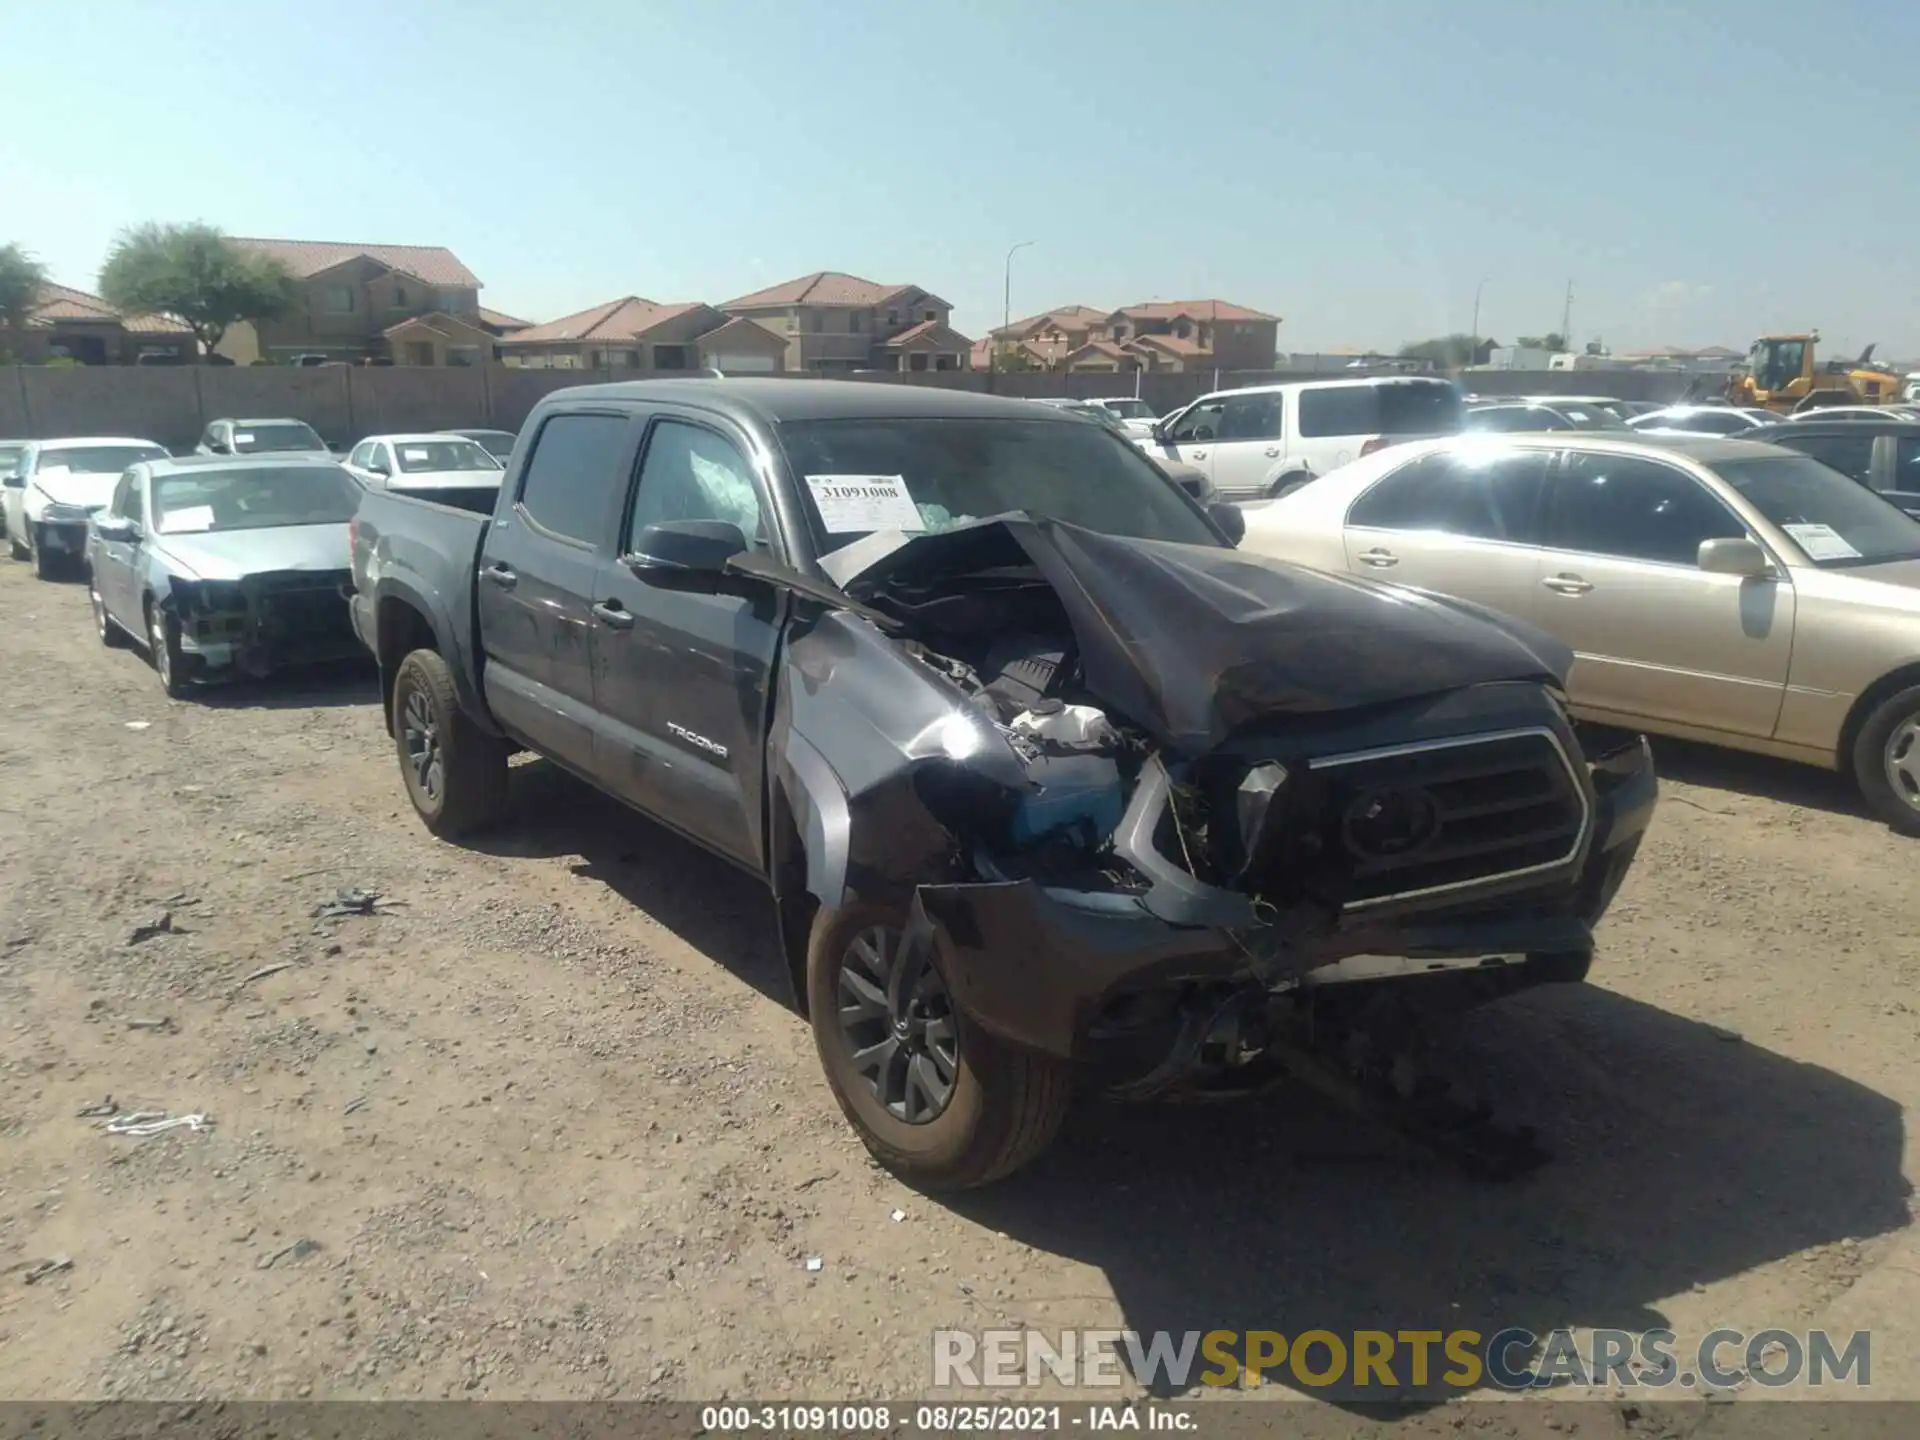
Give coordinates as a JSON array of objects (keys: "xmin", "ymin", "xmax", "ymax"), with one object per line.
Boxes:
[{"xmin": 805, "ymin": 474, "xmax": 926, "ymax": 534}]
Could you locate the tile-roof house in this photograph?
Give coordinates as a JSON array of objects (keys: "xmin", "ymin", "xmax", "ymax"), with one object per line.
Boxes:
[
  {"xmin": 7, "ymin": 282, "xmax": 194, "ymax": 365},
  {"xmin": 496, "ymin": 296, "xmax": 787, "ymax": 374},
  {"xmin": 719, "ymin": 270, "xmax": 971, "ymax": 372},
  {"xmin": 1101, "ymin": 298, "xmax": 1281, "ymax": 371},
  {"xmin": 213, "ymin": 238, "xmax": 487, "ymax": 365},
  {"xmin": 989, "ymin": 305, "xmax": 1110, "ymax": 368}
]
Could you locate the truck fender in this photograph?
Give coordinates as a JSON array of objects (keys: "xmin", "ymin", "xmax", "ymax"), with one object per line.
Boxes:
[
  {"xmin": 1264, "ymin": 465, "xmax": 1314, "ymax": 499},
  {"xmin": 370, "ymin": 575, "xmax": 500, "ymax": 738},
  {"xmin": 772, "ymin": 729, "xmax": 852, "ymax": 914}
]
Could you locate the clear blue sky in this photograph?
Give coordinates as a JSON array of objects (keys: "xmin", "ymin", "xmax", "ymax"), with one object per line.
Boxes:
[{"xmin": 8, "ymin": 0, "xmax": 1917, "ymax": 358}]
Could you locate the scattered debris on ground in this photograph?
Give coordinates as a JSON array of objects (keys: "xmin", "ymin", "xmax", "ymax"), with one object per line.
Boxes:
[
  {"xmin": 22, "ymin": 1255, "xmax": 74, "ymax": 1286},
  {"xmin": 103, "ymin": 1112, "xmax": 214, "ymax": 1137},
  {"xmin": 126, "ymin": 912, "xmax": 174, "ymax": 945}
]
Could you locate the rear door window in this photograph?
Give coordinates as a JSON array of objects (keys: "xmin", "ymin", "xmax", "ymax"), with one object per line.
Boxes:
[
  {"xmin": 1347, "ymin": 448, "xmax": 1551, "ymax": 543},
  {"xmin": 1216, "ymin": 392, "xmax": 1283, "ymax": 441},
  {"xmin": 515, "ymin": 413, "xmax": 631, "ymax": 543},
  {"xmin": 1892, "ymin": 438, "xmax": 1920, "ymax": 497},
  {"xmin": 1298, "ymin": 381, "xmax": 1463, "ymax": 438}
]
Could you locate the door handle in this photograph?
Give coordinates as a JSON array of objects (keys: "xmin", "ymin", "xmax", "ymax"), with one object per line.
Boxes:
[
  {"xmin": 1264, "ymin": 446, "xmax": 1280, "ymax": 457},
  {"xmin": 1542, "ymin": 573, "xmax": 1593, "ymax": 595},
  {"xmin": 592, "ymin": 600, "xmax": 635, "ymax": 630},
  {"xmin": 1191, "ymin": 450, "xmax": 1207, "ymax": 460},
  {"xmin": 483, "ymin": 563, "xmax": 517, "ymax": 589},
  {"xmin": 1356, "ymin": 547, "xmax": 1399, "ymax": 567}
]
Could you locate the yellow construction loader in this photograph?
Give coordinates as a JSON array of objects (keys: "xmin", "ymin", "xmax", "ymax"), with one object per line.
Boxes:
[{"xmin": 1720, "ymin": 333, "xmax": 1904, "ymax": 414}]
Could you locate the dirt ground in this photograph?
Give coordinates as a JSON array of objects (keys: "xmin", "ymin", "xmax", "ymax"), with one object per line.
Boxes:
[{"xmin": 2, "ymin": 553, "xmax": 1917, "ymax": 1435}]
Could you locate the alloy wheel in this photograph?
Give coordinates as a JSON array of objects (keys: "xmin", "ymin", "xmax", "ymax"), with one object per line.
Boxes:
[
  {"xmin": 835, "ymin": 925, "xmax": 960, "ymax": 1124},
  {"xmin": 402, "ymin": 687, "xmax": 443, "ymax": 804},
  {"xmin": 1885, "ymin": 715, "xmax": 1920, "ymax": 813},
  {"xmin": 148, "ymin": 609, "xmax": 172, "ymax": 687}
]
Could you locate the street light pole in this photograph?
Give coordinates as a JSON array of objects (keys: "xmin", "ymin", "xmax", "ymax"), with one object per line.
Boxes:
[
  {"xmin": 1469, "ymin": 275, "xmax": 1489, "ymax": 370},
  {"xmin": 997, "ymin": 240, "xmax": 1035, "ymax": 375}
]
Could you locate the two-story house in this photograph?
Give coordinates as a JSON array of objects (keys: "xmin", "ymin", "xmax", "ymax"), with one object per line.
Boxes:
[
  {"xmin": 992, "ymin": 298, "xmax": 1281, "ymax": 373},
  {"xmin": 495, "ymin": 296, "xmax": 788, "ymax": 373},
  {"xmin": 718, "ymin": 271, "xmax": 972, "ymax": 372},
  {"xmin": 215, "ymin": 239, "xmax": 496, "ymax": 365}
]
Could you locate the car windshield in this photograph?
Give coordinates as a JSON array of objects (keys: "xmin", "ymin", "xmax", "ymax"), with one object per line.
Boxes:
[
  {"xmin": 1101, "ymin": 400, "xmax": 1155, "ymax": 419},
  {"xmin": 39, "ymin": 444, "xmax": 168, "ymax": 473},
  {"xmin": 233, "ymin": 422, "xmax": 326, "ymax": 454},
  {"xmin": 393, "ymin": 439, "xmax": 500, "ymax": 473},
  {"xmin": 1709, "ymin": 454, "xmax": 1920, "ymax": 569},
  {"xmin": 151, "ymin": 465, "xmax": 360, "ymax": 535},
  {"xmin": 461, "ymin": 432, "xmax": 515, "ymax": 458},
  {"xmin": 778, "ymin": 416, "xmax": 1220, "ymax": 550}
]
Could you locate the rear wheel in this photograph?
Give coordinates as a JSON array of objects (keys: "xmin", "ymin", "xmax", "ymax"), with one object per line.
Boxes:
[
  {"xmin": 807, "ymin": 901, "xmax": 1071, "ymax": 1190},
  {"xmin": 392, "ymin": 648, "xmax": 509, "ymax": 838},
  {"xmin": 1852, "ymin": 685, "xmax": 1920, "ymax": 836},
  {"xmin": 31, "ymin": 528, "xmax": 61, "ymax": 580},
  {"xmin": 1267, "ymin": 471, "xmax": 1312, "ymax": 500}
]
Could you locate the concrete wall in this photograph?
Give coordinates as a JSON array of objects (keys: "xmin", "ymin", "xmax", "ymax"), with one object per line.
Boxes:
[{"xmin": 0, "ymin": 363, "xmax": 1709, "ymax": 453}]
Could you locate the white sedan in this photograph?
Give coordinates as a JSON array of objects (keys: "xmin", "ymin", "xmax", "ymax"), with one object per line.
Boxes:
[
  {"xmin": 3, "ymin": 436, "xmax": 170, "ymax": 578},
  {"xmin": 342, "ymin": 433, "xmax": 504, "ymax": 500},
  {"xmin": 1086, "ymin": 397, "xmax": 1160, "ymax": 437}
]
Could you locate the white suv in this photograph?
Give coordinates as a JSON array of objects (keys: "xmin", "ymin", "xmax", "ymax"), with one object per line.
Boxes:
[{"xmin": 1135, "ymin": 376, "xmax": 1465, "ymax": 501}]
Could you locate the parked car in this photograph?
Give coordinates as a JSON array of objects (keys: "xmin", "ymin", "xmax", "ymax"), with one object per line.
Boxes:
[
  {"xmin": 1769, "ymin": 405, "xmax": 1920, "ymax": 424},
  {"xmin": 2, "ymin": 436, "xmax": 170, "ymax": 578},
  {"xmin": 1626, "ymin": 405, "xmax": 1775, "ymax": 437},
  {"xmin": 1238, "ymin": 433, "xmax": 1920, "ymax": 833},
  {"xmin": 1515, "ymin": 395, "xmax": 1658, "ymax": 423},
  {"xmin": 194, "ymin": 417, "xmax": 330, "ymax": 457},
  {"xmin": 442, "ymin": 428, "xmax": 519, "ymax": 463},
  {"xmin": 1750, "ymin": 417, "xmax": 1920, "ymax": 518},
  {"xmin": 85, "ymin": 455, "xmax": 366, "ymax": 698},
  {"xmin": 1137, "ymin": 376, "xmax": 1465, "ymax": 501},
  {"xmin": 344, "ymin": 434, "xmax": 505, "ymax": 513},
  {"xmin": 0, "ymin": 443, "xmax": 25, "ymax": 539},
  {"xmin": 1085, "ymin": 397, "xmax": 1159, "ymax": 437},
  {"xmin": 1032, "ymin": 397, "xmax": 1129, "ymax": 431},
  {"xmin": 1465, "ymin": 400, "xmax": 1629, "ymax": 433},
  {"xmin": 350, "ymin": 378, "xmax": 1653, "ymax": 1188}
]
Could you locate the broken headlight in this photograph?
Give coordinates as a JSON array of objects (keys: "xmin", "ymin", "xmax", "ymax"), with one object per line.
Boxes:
[{"xmin": 178, "ymin": 581, "xmax": 247, "ymax": 614}]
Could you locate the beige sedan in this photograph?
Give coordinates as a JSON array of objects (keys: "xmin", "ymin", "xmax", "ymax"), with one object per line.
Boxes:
[{"xmin": 1238, "ymin": 433, "xmax": 1920, "ymax": 833}]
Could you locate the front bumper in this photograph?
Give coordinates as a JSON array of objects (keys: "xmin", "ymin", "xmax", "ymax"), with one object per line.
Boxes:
[
  {"xmin": 36, "ymin": 518, "xmax": 92, "ymax": 556},
  {"xmin": 172, "ymin": 574, "xmax": 361, "ymax": 678},
  {"xmin": 909, "ymin": 734, "xmax": 1656, "ymax": 1061}
]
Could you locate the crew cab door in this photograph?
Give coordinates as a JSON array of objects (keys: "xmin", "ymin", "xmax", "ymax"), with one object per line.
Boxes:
[
  {"xmin": 1534, "ymin": 450, "xmax": 1794, "ymax": 739},
  {"xmin": 1146, "ymin": 397, "xmax": 1227, "ymax": 487},
  {"xmin": 588, "ymin": 414, "xmax": 782, "ymax": 868},
  {"xmin": 1208, "ymin": 391, "xmax": 1287, "ymax": 500},
  {"xmin": 477, "ymin": 409, "xmax": 636, "ymax": 776}
]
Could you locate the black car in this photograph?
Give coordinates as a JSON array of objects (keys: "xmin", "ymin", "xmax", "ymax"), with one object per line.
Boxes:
[
  {"xmin": 347, "ymin": 379, "xmax": 1654, "ymax": 1189},
  {"xmin": 1749, "ymin": 417, "xmax": 1920, "ymax": 517}
]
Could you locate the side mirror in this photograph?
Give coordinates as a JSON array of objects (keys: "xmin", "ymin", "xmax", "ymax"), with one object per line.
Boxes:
[
  {"xmin": 207, "ymin": 440, "xmax": 231, "ymax": 455},
  {"xmin": 625, "ymin": 519, "xmax": 749, "ymax": 592},
  {"xmin": 1208, "ymin": 502, "xmax": 1246, "ymax": 545},
  {"xmin": 1, "ymin": 474, "xmax": 23, "ymax": 489},
  {"xmin": 94, "ymin": 516, "xmax": 140, "ymax": 543},
  {"xmin": 1698, "ymin": 536, "xmax": 1771, "ymax": 577},
  {"xmin": 365, "ymin": 460, "xmax": 390, "ymax": 476}
]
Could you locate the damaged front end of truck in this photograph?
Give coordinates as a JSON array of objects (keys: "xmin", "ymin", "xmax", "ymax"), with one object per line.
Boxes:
[{"xmin": 766, "ymin": 515, "xmax": 1656, "ymax": 1177}]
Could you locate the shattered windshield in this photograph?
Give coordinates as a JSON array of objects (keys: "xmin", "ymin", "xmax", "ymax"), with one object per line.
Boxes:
[
  {"xmin": 151, "ymin": 465, "xmax": 360, "ymax": 535},
  {"xmin": 778, "ymin": 417, "xmax": 1219, "ymax": 549}
]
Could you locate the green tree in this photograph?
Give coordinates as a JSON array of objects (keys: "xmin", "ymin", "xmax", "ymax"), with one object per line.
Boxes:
[
  {"xmin": 98, "ymin": 222, "xmax": 297, "ymax": 357},
  {"xmin": 1515, "ymin": 333, "xmax": 1568, "ymax": 352},
  {"xmin": 0, "ymin": 242, "xmax": 51, "ymax": 363},
  {"xmin": 1398, "ymin": 334, "xmax": 1498, "ymax": 368}
]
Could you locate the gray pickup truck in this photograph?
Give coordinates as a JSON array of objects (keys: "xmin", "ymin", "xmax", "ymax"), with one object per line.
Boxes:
[{"xmin": 349, "ymin": 379, "xmax": 1657, "ymax": 1188}]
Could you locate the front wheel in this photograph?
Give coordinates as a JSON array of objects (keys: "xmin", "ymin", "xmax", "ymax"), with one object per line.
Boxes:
[
  {"xmin": 1852, "ymin": 685, "xmax": 1920, "ymax": 836},
  {"xmin": 391, "ymin": 648, "xmax": 509, "ymax": 838},
  {"xmin": 807, "ymin": 902, "xmax": 1071, "ymax": 1190},
  {"xmin": 31, "ymin": 528, "xmax": 61, "ymax": 580},
  {"xmin": 146, "ymin": 602, "xmax": 193, "ymax": 698}
]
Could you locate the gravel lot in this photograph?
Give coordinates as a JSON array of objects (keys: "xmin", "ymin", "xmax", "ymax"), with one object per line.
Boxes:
[{"xmin": 2, "ymin": 553, "xmax": 1916, "ymax": 1432}]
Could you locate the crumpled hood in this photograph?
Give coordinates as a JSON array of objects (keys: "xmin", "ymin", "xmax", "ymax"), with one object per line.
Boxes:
[
  {"xmin": 153, "ymin": 524, "xmax": 351, "ymax": 581},
  {"xmin": 30, "ymin": 469, "xmax": 119, "ymax": 511},
  {"xmin": 838, "ymin": 514, "xmax": 1574, "ymax": 758}
]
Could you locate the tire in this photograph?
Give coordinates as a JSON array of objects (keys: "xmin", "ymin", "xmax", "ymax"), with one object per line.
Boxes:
[
  {"xmin": 807, "ymin": 901, "xmax": 1071, "ymax": 1190},
  {"xmin": 91, "ymin": 580, "xmax": 129, "ymax": 648},
  {"xmin": 391, "ymin": 648, "xmax": 509, "ymax": 838},
  {"xmin": 7, "ymin": 534, "xmax": 26, "ymax": 561},
  {"xmin": 1267, "ymin": 472, "xmax": 1311, "ymax": 500},
  {"xmin": 146, "ymin": 601, "xmax": 193, "ymax": 699},
  {"xmin": 1851, "ymin": 684, "xmax": 1920, "ymax": 837}
]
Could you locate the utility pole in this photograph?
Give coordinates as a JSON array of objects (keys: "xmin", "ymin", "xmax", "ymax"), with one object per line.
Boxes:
[{"xmin": 1561, "ymin": 280, "xmax": 1574, "ymax": 350}]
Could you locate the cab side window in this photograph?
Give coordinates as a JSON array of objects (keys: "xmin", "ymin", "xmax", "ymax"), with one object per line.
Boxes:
[
  {"xmin": 515, "ymin": 413, "xmax": 631, "ymax": 543},
  {"xmin": 108, "ymin": 472, "xmax": 137, "ymax": 519},
  {"xmin": 1166, "ymin": 400, "xmax": 1225, "ymax": 443},
  {"xmin": 625, "ymin": 421, "xmax": 766, "ymax": 550},
  {"xmin": 1548, "ymin": 453, "xmax": 1745, "ymax": 565}
]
